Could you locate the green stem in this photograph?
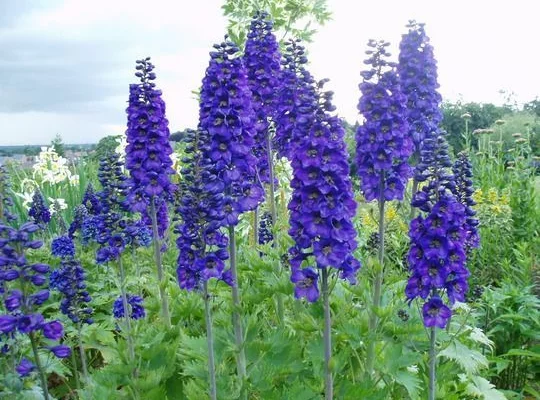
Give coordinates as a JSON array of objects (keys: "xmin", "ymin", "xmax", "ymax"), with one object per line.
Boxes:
[
  {"xmin": 119, "ymin": 257, "xmax": 136, "ymax": 363},
  {"xmin": 29, "ymin": 332, "xmax": 50, "ymax": 400},
  {"xmin": 204, "ymin": 282, "xmax": 217, "ymax": 400},
  {"xmin": 321, "ymin": 268, "xmax": 333, "ymax": 400},
  {"xmin": 253, "ymin": 208, "xmax": 259, "ymax": 246},
  {"xmin": 149, "ymin": 198, "xmax": 171, "ymax": 328},
  {"xmin": 78, "ymin": 324, "xmax": 89, "ymax": 380},
  {"xmin": 366, "ymin": 194, "xmax": 386, "ymax": 376},
  {"xmin": 228, "ymin": 225, "xmax": 247, "ymax": 398},
  {"xmin": 428, "ymin": 327, "xmax": 436, "ymax": 400},
  {"xmin": 410, "ymin": 179, "xmax": 418, "ymax": 220},
  {"xmin": 71, "ymin": 343, "xmax": 81, "ymax": 392}
]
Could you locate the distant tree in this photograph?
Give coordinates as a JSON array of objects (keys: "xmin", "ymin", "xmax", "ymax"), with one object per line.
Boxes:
[
  {"xmin": 441, "ymin": 101, "xmax": 512, "ymax": 154},
  {"xmin": 170, "ymin": 130, "xmax": 190, "ymax": 142},
  {"xmin": 524, "ymin": 98, "xmax": 540, "ymax": 118},
  {"xmin": 23, "ymin": 146, "xmax": 40, "ymax": 156},
  {"xmin": 90, "ymin": 135, "xmax": 121, "ymax": 161},
  {"xmin": 51, "ymin": 134, "xmax": 65, "ymax": 156},
  {"xmin": 222, "ymin": 0, "xmax": 332, "ymax": 46}
]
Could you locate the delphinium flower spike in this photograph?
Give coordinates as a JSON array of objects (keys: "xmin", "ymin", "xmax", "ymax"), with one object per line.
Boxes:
[
  {"xmin": 125, "ymin": 57, "xmax": 176, "ymax": 327},
  {"xmin": 244, "ymin": 11, "xmax": 282, "ymax": 235},
  {"xmin": 288, "ymin": 78, "xmax": 359, "ymax": 399},
  {"xmin": 406, "ymin": 130, "xmax": 472, "ymax": 400},
  {"xmin": 355, "ymin": 38, "xmax": 411, "ymax": 375},
  {"xmin": 397, "ymin": 21, "xmax": 443, "ymax": 197},
  {"xmin": 28, "ymin": 190, "xmax": 51, "ymax": 228},
  {"xmin": 0, "ymin": 222, "xmax": 70, "ymax": 400},
  {"xmin": 198, "ymin": 37, "xmax": 263, "ymax": 394}
]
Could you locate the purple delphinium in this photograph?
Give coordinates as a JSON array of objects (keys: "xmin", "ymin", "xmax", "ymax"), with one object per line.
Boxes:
[
  {"xmin": 356, "ymin": 39, "xmax": 412, "ymax": 201},
  {"xmin": 175, "ymin": 130, "xmax": 230, "ymax": 290},
  {"xmin": 28, "ymin": 190, "xmax": 50, "ymax": 227},
  {"xmin": 81, "ymin": 183, "xmax": 102, "ymax": 216},
  {"xmin": 199, "ymin": 38, "xmax": 264, "ymax": 225},
  {"xmin": 16, "ymin": 358, "xmax": 35, "ymax": 377},
  {"xmin": 288, "ymin": 80, "xmax": 360, "ymax": 302},
  {"xmin": 0, "ymin": 222, "xmax": 71, "ymax": 366},
  {"xmin": 407, "ymin": 132, "xmax": 471, "ymax": 329},
  {"xmin": 113, "ymin": 294, "xmax": 145, "ymax": 320},
  {"xmin": 243, "ymin": 11, "xmax": 282, "ymax": 183},
  {"xmin": 397, "ymin": 20, "xmax": 443, "ymax": 169},
  {"xmin": 124, "ymin": 57, "xmax": 176, "ymax": 224},
  {"xmin": 50, "ymin": 259, "xmax": 93, "ymax": 325},
  {"xmin": 452, "ymin": 153, "xmax": 480, "ymax": 251},
  {"xmin": 275, "ymin": 39, "xmax": 317, "ymax": 159},
  {"xmin": 51, "ymin": 235, "xmax": 75, "ymax": 259},
  {"xmin": 0, "ymin": 166, "xmax": 16, "ymax": 223},
  {"xmin": 258, "ymin": 212, "xmax": 273, "ymax": 245},
  {"xmin": 68, "ymin": 204, "xmax": 88, "ymax": 238}
]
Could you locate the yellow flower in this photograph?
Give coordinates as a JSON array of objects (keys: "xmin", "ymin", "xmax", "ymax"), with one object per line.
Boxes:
[
  {"xmin": 385, "ymin": 204, "xmax": 397, "ymax": 222},
  {"xmin": 486, "ymin": 188, "xmax": 498, "ymax": 204},
  {"xmin": 472, "ymin": 189, "xmax": 483, "ymax": 204},
  {"xmin": 489, "ymin": 204, "xmax": 502, "ymax": 215}
]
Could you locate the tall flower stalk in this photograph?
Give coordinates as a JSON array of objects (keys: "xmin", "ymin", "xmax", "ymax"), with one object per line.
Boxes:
[
  {"xmin": 197, "ymin": 38, "xmax": 263, "ymax": 395},
  {"xmin": 287, "ymin": 75, "xmax": 360, "ymax": 399},
  {"xmin": 398, "ymin": 21, "xmax": 443, "ymax": 202},
  {"xmin": 125, "ymin": 57, "xmax": 176, "ymax": 328},
  {"xmin": 407, "ymin": 130, "xmax": 472, "ymax": 400},
  {"xmin": 355, "ymin": 39, "xmax": 411, "ymax": 375}
]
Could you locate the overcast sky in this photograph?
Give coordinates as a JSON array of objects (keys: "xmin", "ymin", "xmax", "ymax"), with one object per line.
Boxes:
[{"xmin": 0, "ymin": 0, "xmax": 538, "ymax": 145}]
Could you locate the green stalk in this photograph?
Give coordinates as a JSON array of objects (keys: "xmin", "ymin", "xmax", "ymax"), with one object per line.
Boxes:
[
  {"xmin": 410, "ymin": 179, "xmax": 418, "ymax": 220},
  {"xmin": 71, "ymin": 344, "xmax": 81, "ymax": 392},
  {"xmin": 77, "ymin": 324, "xmax": 89, "ymax": 380},
  {"xmin": 428, "ymin": 327, "xmax": 436, "ymax": 400},
  {"xmin": 29, "ymin": 332, "xmax": 50, "ymax": 400},
  {"xmin": 253, "ymin": 209, "xmax": 259, "ymax": 246},
  {"xmin": 321, "ymin": 267, "xmax": 333, "ymax": 400},
  {"xmin": 228, "ymin": 225, "xmax": 247, "ymax": 398},
  {"xmin": 366, "ymin": 185, "xmax": 386, "ymax": 376},
  {"xmin": 118, "ymin": 257, "xmax": 136, "ymax": 363},
  {"xmin": 204, "ymin": 282, "xmax": 217, "ymax": 400},
  {"xmin": 149, "ymin": 198, "xmax": 171, "ymax": 328}
]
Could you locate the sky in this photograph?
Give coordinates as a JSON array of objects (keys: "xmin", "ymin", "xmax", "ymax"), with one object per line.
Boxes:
[{"xmin": 0, "ymin": 0, "xmax": 538, "ymax": 145}]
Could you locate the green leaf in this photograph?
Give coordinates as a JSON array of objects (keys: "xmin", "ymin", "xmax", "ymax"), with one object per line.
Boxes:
[
  {"xmin": 464, "ymin": 376, "xmax": 507, "ymax": 400},
  {"xmin": 438, "ymin": 341, "xmax": 488, "ymax": 374},
  {"xmin": 394, "ymin": 370, "xmax": 422, "ymax": 399},
  {"xmin": 503, "ymin": 348, "xmax": 540, "ymax": 359}
]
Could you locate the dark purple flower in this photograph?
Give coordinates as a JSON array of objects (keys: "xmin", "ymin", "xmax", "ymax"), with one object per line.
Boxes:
[
  {"xmin": 81, "ymin": 183, "xmax": 102, "ymax": 215},
  {"xmin": 113, "ymin": 294, "xmax": 145, "ymax": 320},
  {"xmin": 49, "ymin": 345, "xmax": 71, "ymax": 358},
  {"xmin": 291, "ymin": 267, "xmax": 319, "ymax": 302},
  {"xmin": 243, "ymin": 11, "xmax": 282, "ymax": 183},
  {"xmin": 355, "ymin": 39, "xmax": 412, "ymax": 202},
  {"xmin": 0, "ymin": 314, "xmax": 17, "ymax": 333},
  {"xmin": 422, "ymin": 296, "xmax": 452, "ymax": 328},
  {"xmin": 51, "ymin": 235, "xmax": 75, "ymax": 259},
  {"xmin": 28, "ymin": 190, "xmax": 51, "ymax": 226},
  {"xmin": 4, "ymin": 289, "xmax": 22, "ymax": 311},
  {"xmin": 42, "ymin": 320, "xmax": 63, "ymax": 340},
  {"xmin": 16, "ymin": 358, "xmax": 35, "ymax": 377},
  {"xmin": 17, "ymin": 313, "xmax": 44, "ymax": 333}
]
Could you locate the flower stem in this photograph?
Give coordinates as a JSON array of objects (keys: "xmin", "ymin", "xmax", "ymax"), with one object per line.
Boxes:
[
  {"xmin": 77, "ymin": 324, "xmax": 89, "ymax": 380},
  {"xmin": 149, "ymin": 198, "xmax": 171, "ymax": 328},
  {"xmin": 410, "ymin": 179, "xmax": 419, "ymax": 220},
  {"xmin": 366, "ymin": 193, "xmax": 386, "ymax": 376},
  {"xmin": 204, "ymin": 282, "xmax": 217, "ymax": 400},
  {"xmin": 253, "ymin": 209, "xmax": 259, "ymax": 246},
  {"xmin": 29, "ymin": 332, "xmax": 50, "ymax": 400},
  {"xmin": 71, "ymin": 343, "xmax": 81, "ymax": 392},
  {"xmin": 118, "ymin": 257, "xmax": 136, "ymax": 363},
  {"xmin": 228, "ymin": 225, "xmax": 247, "ymax": 399},
  {"xmin": 428, "ymin": 327, "xmax": 436, "ymax": 400},
  {"xmin": 321, "ymin": 267, "xmax": 333, "ymax": 400}
]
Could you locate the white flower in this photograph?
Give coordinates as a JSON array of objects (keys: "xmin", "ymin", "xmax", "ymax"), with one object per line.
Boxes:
[
  {"xmin": 115, "ymin": 135, "xmax": 128, "ymax": 162},
  {"xmin": 48, "ymin": 197, "xmax": 68, "ymax": 214},
  {"xmin": 69, "ymin": 174, "xmax": 80, "ymax": 186},
  {"xmin": 16, "ymin": 191, "xmax": 34, "ymax": 210}
]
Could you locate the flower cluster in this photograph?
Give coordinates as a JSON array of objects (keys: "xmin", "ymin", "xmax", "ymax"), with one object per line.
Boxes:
[
  {"xmin": 32, "ymin": 147, "xmax": 78, "ymax": 186},
  {"xmin": 175, "ymin": 129, "xmax": 230, "ymax": 290},
  {"xmin": 81, "ymin": 183, "xmax": 102, "ymax": 216},
  {"xmin": 125, "ymin": 57, "xmax": 176, "ymax": 214},
  {"xmin": 51, "ymin": 235, "xmax": 76, "ymax": 259},
  {"xmin": 50, "ymin": 259, "xmax": 93, "ymax": 325},
  {"xmin": 288, "ymin": 80, "xmax": 360, "ymax": 302},
  {"xmin": 258, "ymin": 212, "xmax": 273, "ymax": 245},
  {"xmin": 28, "ymin": 190, "xmax": 51, "ymax": 226},
  {"xmin": 406, "ymin": 194, "xmax": 469, "ymax": 328},
  {"xmin": 0, "ymin": 166, "xmax": 15, "ymax": 223},
  {"xmin": 113, "ymin": 294, "xmax": 145, "ymax": 320},
  {"xmin": 68, "ymin": 204, "xmax": 88, "ymax": 238},
  {"xmin": 244, "ymin": 11, "xmax": 282, "ymax": 183},
  {"xmin": 0, "ymin": 222, "xmax": 71, "ymax": 374},
  {"xmin": 198, "ymin": 38, "xmax": 263, "ymax": 226},
  {"xmin": 397, "ymin": 21, "xmax": 443, "ymax": 160},
  {"xmin": 356, "ymin": 39, "xmax": 412, "ymax": 201},
  {"xmin": 452, "ymin": 153, "xmax": 480, "ymax": 251},
  {"xmin": 275, "ymin": 39, "xmax": 317, "ymax": 159}
]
